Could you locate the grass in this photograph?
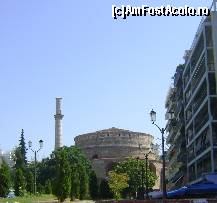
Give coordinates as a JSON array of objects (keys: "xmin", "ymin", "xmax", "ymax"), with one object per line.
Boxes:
[{"xmin": 0, "ymin": 194, "xmax": 57, "ymax": 203}]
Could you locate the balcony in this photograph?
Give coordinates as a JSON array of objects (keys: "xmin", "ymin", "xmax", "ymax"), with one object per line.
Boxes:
[
  {"xmin": 167, "ymin": 143, "xmax": 176, "ymax": 160},
  {"xmin": 167, "ymin": 162, "xmax": 182, "ymax": 182},
  {"xmin": 191, "ymin": 34, "xmax": 204, "ymax": 73},
  {"xmin": 174, "ymin": 65, "xmax": 184, "ymax": 87},
  {"xmin": 196, "ymin": 152, "xmax": 212, "ymax": 178},
  {"xmin": 183, "ymin": 65, "xmax": 191, "ymax": 90},
  {"xmin": 168, "ymin": 150, "xmax": 179, "ymax": 167},
  {"xmin": 192, "ymin": 82, "xmax": 207, "ymax": 113},
  {"xmin": 195, "ymin": 128, "xmax": 210, "ymax": 156},
  {"xmin": 205, "ymin": 26, "xmax": 213, "ymax": 48},
  {"xmin": 191, "ymin": 58, "xmax": 206, "ymax": 92},
  {"xmin": 166, "ymin": 128, "xmax": 176, "ymax": 144},
  {"xmin": 165, "ymin": 87, "xmax": 176, "ymax": 108},
  {"xmin": 194, "ymin": 102, "xmax": 209, "ymax": 135},
  {"xmin": 207, "ymin": 48, "xmax": 215, "ymax": 71}
]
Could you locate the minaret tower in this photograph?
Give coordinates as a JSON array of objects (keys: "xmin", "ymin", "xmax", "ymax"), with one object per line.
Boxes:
[{"xmin": 54, "ymin": 97, "xmax": 64, "ymax": 150}]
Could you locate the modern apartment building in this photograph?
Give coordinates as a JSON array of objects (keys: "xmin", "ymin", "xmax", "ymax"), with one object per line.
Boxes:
[
  {"xmin": 166, "ymin": 1, "xmax": 217, "ymax": 187},
  {"xmin": 0, "ymin": 148, "xmax": 15, "ymax": 168},
  {"xmin": 183, "ymin": 4, "xmax": 217, "ymax": 184},
  {"xmin": 165, "ymin": 65, "xmax": 187, "ymax": 190}
]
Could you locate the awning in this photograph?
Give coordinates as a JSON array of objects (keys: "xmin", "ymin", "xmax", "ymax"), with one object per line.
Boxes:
[{"xmin": 167, "ymin": 183, "xmax": 217, "ymax": 198}]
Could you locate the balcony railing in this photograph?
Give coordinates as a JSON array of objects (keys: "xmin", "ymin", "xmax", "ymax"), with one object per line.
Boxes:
[
  {"xmin": 194, "ymin": 113, "xmax": 209, "ymax": 135},
  {"xmin": 197, "ymin": 160, "xmax": 212, "ymax": 178},
  {"xmin": 192, "ymin": 89, "xmax": 207, "ymax": 113},
  {"xmin": 167, "ymin": 128, "xmax": 176, "ymax": 144},
  {"xmin": 191, "ymin": 64, "xmax": 206, "ymax": 92},
  {"xmin": 195, "ymin": 142, "xmax": 210, "ymax": 156}
]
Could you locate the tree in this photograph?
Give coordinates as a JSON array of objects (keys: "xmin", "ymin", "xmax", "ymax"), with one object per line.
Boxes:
[
  {"xmin": 14, "ymin": 147, "xmax": 25, "ymax": 171},
  {"xmin": 37, "ymin": 183, "xmax": 44, "ymax": 194},
  {"xmin": 108, "ymin": 171, "xmax": 129, "ymax": 200},
  {"xmin": 114, "ymin": 157, "xmax": 157, "ymax": 198},
  {"xmin": 25, "ymin": 168, "xmax": 34, "ymax": 194},
  {"xmin": 44, "ymin": 179, "xmax": 52, "ymax": 194},
  {"xmin": 59, "ymin": 146, "xmax": 91, "ymax": 200},
  {"xmin": 53, "ymin": 149, "xmax": 71, "ymax": 202},
  {"xmin": 37, "ymin": 157, "xmax": 56, "ymax": 190},
  {"xmin": 0, "ymin": 162, "xmax": 11, "ymax": 197},
  {"xmin": 19, "ymin": 129, "xmax": 27, "ymax": 165},
  {"xmin": 36, "ymin": 146, "xmax": 92, "ymax": 200},
  {"xmin": 99, "ymin": 179, "xmax": 113, "ymax": 199},
  {"xmin": 12, "ymin": 130, "xmax": 28, "ymax": 196},
  {"xmin": 14, "ymin": 168, "xmax": 26, "ymax": 196},
  {"xmin": 70, "ymin": 169, "xmax": 80, "ymax": 200},
  {"xmin": 79, "ymin": 166, "xmax": 88, "ymax": 200},
  {"xmin": 89, "ymin": 170, "xmax": 98, "ymax": 200}
]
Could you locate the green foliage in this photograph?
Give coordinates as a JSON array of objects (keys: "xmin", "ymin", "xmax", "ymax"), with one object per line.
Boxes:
[
  {"xmin": 37, "ymin": 183, "xmax": 45, "ymax": 194},
  {"xmin": 1, "ymin": 194, "xmax": 55, "ymax": 203},
  {"xmin": 19, "ymin": 129, "xmax": 27, "ymax": 165},
  {"xmin": 79, "ymin": 166, "xmax": 88, "ymax": 200},
  {"xmin": 14, "ymin": 168, "xmax": 26, "ymax": 196},
  {"xmin": 36, "ymin": 146, "xmax": 93, "ymax": 200},
  {"xmin": 108, "ymin": 171, "xmax": 129, "ymax": 200},
  {"xmin": 114, "ymin": 157, "xmax": 157, "ymax": 197},
  {"xmin": 13, "ymin": 130, "xmax": 28, "ymax": 196},
  {"xmin": 37, "ymin": 157, "xmax": 56, "ymax": 188},
  {"xmin": 89, "ymin": 170, "xmax": 98, "ymax": 199},
  {"xmin": 25, "ymin": 168, "xmax": 34, "ymax": 194},
  {"xmin": 13, "ymin": 129, "xmax": 28, "ymax": 196},
  {"xmin": 70, "ymin": 169, "xmax": 80, "ymax": 200},
  {"xmin": 99, "ymin": 179, "xmax": 113, "ymax": 199},
  {"xmin": 44, "ymin": 179, "xmax": 52, "ymax": 194},
  {"xmin": 0, "ymin": 162, "xmax": 11, "ymax": 197},
  {"xmin": 52, "ymin": 146, "xmax": 91, "ymax": 200},
  {"xmin": 53, "ymin": 149, "xmax": 71, "ymax": 202},
  {"xmin": 14, "ymin": 147, "xmax": 25, "ymax": 171}
]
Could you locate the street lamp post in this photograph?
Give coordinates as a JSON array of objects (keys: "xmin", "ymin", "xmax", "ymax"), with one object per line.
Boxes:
[
  {"xmin": 28, "ymin": 139, "xmax": 43, "ymax": 195},
  {"xmin": 150, "ymin": 109, "xmax": 172, "ymax": 201}
]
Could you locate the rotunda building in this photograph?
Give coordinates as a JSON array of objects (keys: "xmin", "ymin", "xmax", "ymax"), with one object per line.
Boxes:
[{"xmin": 74, "ymin": 127, "xmax": 162, "ymax": 189}]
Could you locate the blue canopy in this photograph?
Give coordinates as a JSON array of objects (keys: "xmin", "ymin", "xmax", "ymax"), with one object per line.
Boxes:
[{"xmin": 167, "ymin": 183, "xmax": 217, "ymax": 198}]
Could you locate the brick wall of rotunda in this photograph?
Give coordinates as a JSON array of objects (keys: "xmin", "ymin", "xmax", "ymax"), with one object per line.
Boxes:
[{"xmin": 74, "ymin": 127, "xmax": 162, "ymax": 189}]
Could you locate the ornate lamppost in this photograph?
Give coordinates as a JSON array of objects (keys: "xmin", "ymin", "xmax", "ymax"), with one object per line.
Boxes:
[
  {"xmin": 28, "ymin": 139, "xmax": 43, "ymax": 195},
  {"xmin": 150, "ymin": 109, "xmax": 173, "ymax": 201}
]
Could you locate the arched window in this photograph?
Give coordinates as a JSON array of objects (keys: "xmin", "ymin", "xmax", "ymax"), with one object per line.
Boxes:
[{"xmin": 149, "ymin": 162, "xmax": 156, "ymax": 175}]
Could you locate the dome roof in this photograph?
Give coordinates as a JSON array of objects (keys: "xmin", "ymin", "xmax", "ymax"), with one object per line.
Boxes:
[{"xmin": 76, "ymin": 127, "xmax": 153, "ymax": 138}]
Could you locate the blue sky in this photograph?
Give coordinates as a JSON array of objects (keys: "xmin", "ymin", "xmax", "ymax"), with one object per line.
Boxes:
[{"xmin": 0, "ymin": 0, "xmax": 213, "ymax": 159}]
